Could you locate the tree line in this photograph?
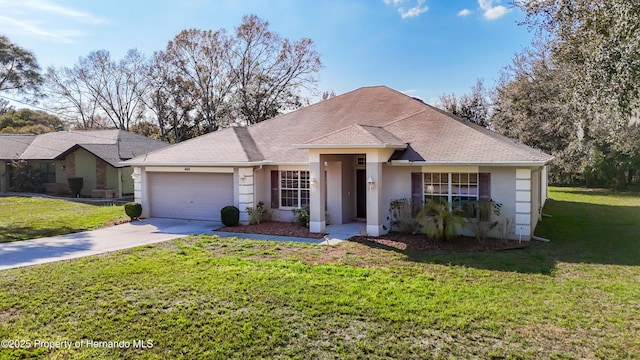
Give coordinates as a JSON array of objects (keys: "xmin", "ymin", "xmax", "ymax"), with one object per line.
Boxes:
[
  {"xmin": 436, "ymin": 0, "xmax": 640, "ymax": 189},
  {"xmin": 1, "ymin": 15, "xmax": 321, "ymax": 143}
]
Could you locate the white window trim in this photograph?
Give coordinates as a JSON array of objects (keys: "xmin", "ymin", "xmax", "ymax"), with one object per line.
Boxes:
[
  {"xmin": 423, "ymin": 172, "xmax": 479, "ymax": 205},
  {"xmin": 279, "ymin": 170, "xmax": 310, "ymax": 209}
]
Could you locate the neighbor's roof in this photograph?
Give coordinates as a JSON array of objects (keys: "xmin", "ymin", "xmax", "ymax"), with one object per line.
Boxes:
[
  {"xmin": 0, "ymin": 134, "xmax": 36, "ymax": 159},
  {"xmin": 1, "ymin": 130, "xmax": 168, "ymax": 167},
  {"xmin": 127, "ymin": 86, "xmax": 554, "ymax": 166}
]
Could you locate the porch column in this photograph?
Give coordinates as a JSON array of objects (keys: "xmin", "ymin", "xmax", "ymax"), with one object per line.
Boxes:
[
  {"xmin": 366, "ymin": 161, "xmax": 384, "ymax": 236},
  {"xmin": 117, "ymin": 168, "xmax": 123, "ymax": 198},
  {"xmin": 309, "ymin": 153, "xmax": 326, "ymax": 233}
]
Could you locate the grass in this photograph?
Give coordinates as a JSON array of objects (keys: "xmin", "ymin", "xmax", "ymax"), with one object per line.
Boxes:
[
  {"xmin": 0, "ymin": 187, "xmax": 638, "ymax": 359},
  {"xmin": 0, "ymin": 196, "xmax": 128, "ymax": 242}
]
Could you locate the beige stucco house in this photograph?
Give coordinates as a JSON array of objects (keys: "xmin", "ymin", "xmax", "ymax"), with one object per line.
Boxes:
[
  {"xmin": 0, "ymin": 130, "xmax": 168, "ymax": 197},
  {"xmin": 126, "ymin": 86, "xmax": 553, "ymax": 240}
]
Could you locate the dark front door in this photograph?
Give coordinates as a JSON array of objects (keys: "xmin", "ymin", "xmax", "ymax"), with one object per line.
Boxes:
[{"xmin": 356, "ymin": 169, "xmax": 366, "ymax": 218}]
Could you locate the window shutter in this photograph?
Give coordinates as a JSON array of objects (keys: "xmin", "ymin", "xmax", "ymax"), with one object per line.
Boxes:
[
  {"xmin": 479, "ymin": 173, "xmax": 491, "ymax": 201},
  {"xmin": 271, "ymin": 170, "xmax": 279, "ymax": 208},
  {"xmin": 411, "ymin": 172, "xmax": 423, "ymax": 214}
]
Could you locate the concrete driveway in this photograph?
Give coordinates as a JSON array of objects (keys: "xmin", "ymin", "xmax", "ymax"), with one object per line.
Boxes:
[{"xmin": 0, "ymin": 218, "xmax": 220, "ymax": 271}]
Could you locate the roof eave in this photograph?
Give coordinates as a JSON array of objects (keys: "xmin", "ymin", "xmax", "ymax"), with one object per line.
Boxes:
[
  {"xmin": 124, "ymin": 160, "xmax": 274, "ymax": 167},
  {"xmin": 294, "ymin": 144, "xmax": 407, "ymax": 149},
  {"xmin": 389, "ymin": 159, "xmax": 554, "ymax": 167}
]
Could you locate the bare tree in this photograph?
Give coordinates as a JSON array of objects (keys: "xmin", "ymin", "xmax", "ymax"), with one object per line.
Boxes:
[
  {"xmin": 44, "ymin": 66, "xmax": 100, "ymax": 129},
  {"xmin": 229, "ymin": 15, "xmax": 322, "ymax": 125},
  {"xmin": 45, "ymin": 49, "xmax": 150, "ymax": 131},
  {"xmin": 159, "ymin": 29, "xmax": 235, "ymax": 134}
]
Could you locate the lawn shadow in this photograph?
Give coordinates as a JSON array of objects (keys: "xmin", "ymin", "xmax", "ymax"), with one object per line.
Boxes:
[
  {"xmin": 348, "ymin": 197, "xmax": 640, "ymax": 275},
  {"xmin": 0, "ymin": 225, "xmax": 77, "ymax": 243},
  {"xmin": 350, "ymin": 237, "xmax": 556, "ymax": 275}
]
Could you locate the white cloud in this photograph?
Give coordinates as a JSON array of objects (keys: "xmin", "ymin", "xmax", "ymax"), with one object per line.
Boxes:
[
  {"xmin": 478, "ymin": 0, "xmax": 510, "ymax": 20},
  {"xmin": 25, "ymin": 0, "xmax": 107, "ymax": 24},
  {"xmin": 384, "ymin": 0, "xmax": 429, "ymax": 19},
  {"xmin": 0, "ymin": 16, "xmax": 80, "ymax": 43},
  {"xmin": 0, "ymin": 0, "xmax": 108, "ymax": 42},
  {"xmin": 457, "ymin": 9, "xmax": 472, "ymax": 17}
]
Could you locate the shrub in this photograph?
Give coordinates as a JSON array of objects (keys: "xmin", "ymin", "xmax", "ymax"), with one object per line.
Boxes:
[
  {"xmin": 8, "ymin": 160, "xmax": 42, "ymax": 192},
  {"xmin": 246, "ymin": 201, "xmax": 269, "ymax": 225},
  {"xmin": 387, "ymin": 198, "xmax": 420, "ymax": 234},
  {"xmin": 221, "ymin": 205, "xmax": 240, "ymax": 227},
  {"xmin": 464, "ymin": 199, "xmax": 502, "ymax": 248},
  {"xmin": 292, "ymin": 206, "xmax": 310, "ymax": 227},
  {"xmin": 67, "ymin": 177, "xmax": 83, "ymax": 197},
  {"xmin": 124, "ymin": 202, "xmax": 142, "ymax": 220}
]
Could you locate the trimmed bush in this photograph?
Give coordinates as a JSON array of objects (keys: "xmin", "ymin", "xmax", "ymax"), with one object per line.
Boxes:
[
  {"xmin": 67, "ymin": 177, "xmax": 83, "ymax": 197},
  {"xmin": 292, "ymin": 206, "xmax": 310, "ymax": 227},
  {"xmin": 221, "ymin": 205, "xmax": 240, "ymax": 227},
  {"xmin": 124, "ymin": 202, "xmax": 142, "ymax": 220}
]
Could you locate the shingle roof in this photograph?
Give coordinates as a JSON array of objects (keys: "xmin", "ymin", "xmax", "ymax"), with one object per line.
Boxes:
[
  {"xmin": 1, "ymin": 130, "xmax": 168, "ymax": 167},
  {"xmin": 127, "ymin": 86, "xmax": 553, "ymax": 166},
  {"xmin": 0, "ymin": 134, "xmax": 36, "ymax": 159}
]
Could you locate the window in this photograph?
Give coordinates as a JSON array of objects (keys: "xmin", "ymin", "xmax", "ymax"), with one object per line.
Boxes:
[
  {"xmin": 280, "ymin": 170, "xmax": 310, "ymax": 208},
  {"xmin": 423, "ymin": 172, "xmax": 479, "ymax": 211},
  {"xmin": 40, "ymin": 163, "xmax": 56, "ymax": 183}
]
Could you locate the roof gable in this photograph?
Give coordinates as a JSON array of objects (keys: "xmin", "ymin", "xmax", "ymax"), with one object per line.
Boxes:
[{"xmin": 301, "ymin": 124, "xmax": 406, "ymax": 148}]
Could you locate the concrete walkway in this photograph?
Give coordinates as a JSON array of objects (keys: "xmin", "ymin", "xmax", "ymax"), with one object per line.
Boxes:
[
  {"xmin": 0, "ymin": 218, "xmax": 218, "ymax": 271},
  {"xmin": 0, "ymin": 219, "xmax": 362, "ymax": 271}
]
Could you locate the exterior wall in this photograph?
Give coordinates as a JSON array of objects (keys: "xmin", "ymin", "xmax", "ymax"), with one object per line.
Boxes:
[
  {"xmin": 382, "ymin": 165, "xmax": 525, "ymax": 240},
  {"xmin": 531, "ymin": 167, "xmax": 541, "ymax": 232},
  {"xmin": 541, "ymin": 165, "xmax": 549, "ymax": 208},
  {"xmin": 106, "ymin": 166, "xmax": 119, "ymax": 193},
  {"xmin": 73, "ymin": 148, "xmax": 97, "ymax": 196},
  {"xmin": 120, "ymin": 167, "xmax": 134, "ymax": 195},
  {"xmin": 479, "ymin": 166, "xmax": 518, "ymax": 239}
]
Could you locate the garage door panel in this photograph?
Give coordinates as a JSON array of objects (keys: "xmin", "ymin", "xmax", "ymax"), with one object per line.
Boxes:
[{"xmin": 149, "ymin": 173, "xmax": 233, "ymax": 221}]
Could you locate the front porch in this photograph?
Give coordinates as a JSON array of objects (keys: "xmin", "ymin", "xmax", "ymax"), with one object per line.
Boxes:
[{"xmin": 305, "ymin": 148, "xmax": 401, "ymax": 237}]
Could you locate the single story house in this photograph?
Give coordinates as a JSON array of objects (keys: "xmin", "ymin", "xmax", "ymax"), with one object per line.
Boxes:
[
  {"xmin": 0, "ymin": 130, "xmax": 168, "ymax": 197},
  {"xmin": 126, "ymin": 86, "xmax": 553, "ymax": 240}
]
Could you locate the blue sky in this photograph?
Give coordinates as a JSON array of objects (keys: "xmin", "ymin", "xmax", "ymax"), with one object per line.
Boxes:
[{"xmin": 0, "ymin": 0, "xmax": 533, "ymax": 105}]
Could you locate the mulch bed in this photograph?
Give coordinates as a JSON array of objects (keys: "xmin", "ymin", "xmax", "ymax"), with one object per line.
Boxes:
[
  {"xmin": 216, "ymin": 221, "xmax": 326, "ymax": 239},
  {"xmin": 349, "ymin": 233, "xmax": 530, "ymax": 253},
  {"xmin": 216, "ymin": 221, "xmax": 529, "ymax": 252}
]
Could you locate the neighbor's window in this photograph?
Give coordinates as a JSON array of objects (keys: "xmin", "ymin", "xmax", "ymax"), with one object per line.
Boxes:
[
  {"xmin": 424, "ymin": 172, "xmax": 478, "ymax": 211},
  {"xmin": 40, "ymin": 163, "xmax": 56, "ymax": 183},
  {"xmin": 280, "ymin": 170, "xmax": 310, "ymax": 208}
]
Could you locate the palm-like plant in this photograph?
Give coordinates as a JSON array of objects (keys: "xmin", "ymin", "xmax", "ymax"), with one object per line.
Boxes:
[{"xmin": 418, "ymin": 200, "xmax": 466, "ymax": 241}]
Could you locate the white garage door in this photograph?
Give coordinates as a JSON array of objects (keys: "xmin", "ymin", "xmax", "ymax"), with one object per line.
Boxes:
[{"xmin": 149, "ymin": 172, "xmax": 234, "ymax": 221}]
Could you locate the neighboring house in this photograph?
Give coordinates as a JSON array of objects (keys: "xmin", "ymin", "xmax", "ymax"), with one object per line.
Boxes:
[
  {"xmin": 0, "ymin": 130, "xmax": 169, "ymax": 198},
  {"xmin": 126, "ymin": 86, "xmax": 553, "ymax": 240}
]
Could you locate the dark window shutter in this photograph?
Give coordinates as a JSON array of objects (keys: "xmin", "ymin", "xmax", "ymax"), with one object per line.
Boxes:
[
  {"xmin": 271, "ymin": 170, "xmax": 279, "ymax": 208},
  {"xmin": 479, "ymin": 173, "xmax": 491, "ymax": 201},
  {"xmin": 411, "ymin": 172, "xmax": 423, "ymax": 214}
]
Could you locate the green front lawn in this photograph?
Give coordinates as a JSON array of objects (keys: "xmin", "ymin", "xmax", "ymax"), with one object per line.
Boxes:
[
  {"xmin": 0, "ymin": 196, "xmax": 127, "ymax": 242},
  {"xmin": 0, "ymin": 187, "xmax": 638, "ymax": 359}
]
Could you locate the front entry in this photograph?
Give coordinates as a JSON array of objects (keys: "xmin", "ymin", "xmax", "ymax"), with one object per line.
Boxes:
[{"xmin": 356, "ymin": 169, "xmax": 367, "ymax": 218}]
